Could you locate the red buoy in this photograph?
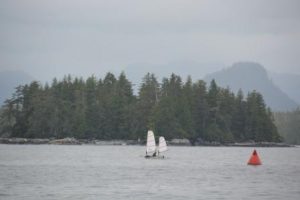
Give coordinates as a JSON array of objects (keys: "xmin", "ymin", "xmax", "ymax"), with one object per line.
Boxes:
[{"xmin": 247, "ymin": 149, "xmax": 262, "ymax": 165}]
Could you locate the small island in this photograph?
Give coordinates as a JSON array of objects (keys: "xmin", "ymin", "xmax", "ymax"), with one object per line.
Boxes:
[{"xmin": 0, "ymin": 73, "xmax": 291, "ymax": 146}]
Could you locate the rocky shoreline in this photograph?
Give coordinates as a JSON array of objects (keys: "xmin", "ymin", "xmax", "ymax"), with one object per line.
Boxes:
[{"xmin": 0, "ymin": 137, "xmax": 293, "ymax": 147}]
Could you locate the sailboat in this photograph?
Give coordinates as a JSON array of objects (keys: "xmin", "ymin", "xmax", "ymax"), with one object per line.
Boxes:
[{"xmin": 145, "ymin": 130, "xmax": 168, "ymax": 159}]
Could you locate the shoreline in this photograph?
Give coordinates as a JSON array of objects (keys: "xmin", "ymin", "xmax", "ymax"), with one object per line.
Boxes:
[{"xmin": 0, "ymin": 137, "xmax": 293, "ymax": 147}]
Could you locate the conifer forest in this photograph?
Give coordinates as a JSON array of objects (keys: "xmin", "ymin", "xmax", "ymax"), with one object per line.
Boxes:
[{"xmin": 0, "ymin": 72, "xmax": 281, "ymax": 143}]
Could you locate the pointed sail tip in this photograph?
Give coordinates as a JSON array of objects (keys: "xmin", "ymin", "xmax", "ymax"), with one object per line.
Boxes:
[
  {"xmin": 146, "ymin": 130, "xmax": 156, "ymax": 155},
  {"xmin": 158, "ymin": 136, "xmax": 168, "ymax": 153}
]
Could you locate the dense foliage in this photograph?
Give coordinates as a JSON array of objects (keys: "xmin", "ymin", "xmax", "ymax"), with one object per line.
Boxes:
[
  {"xmin": 0, "ymin": 72, "xmax": 281, "ymax": 143},
  {"xmin": 274, "ymin": 109, "xmax": 300, "ymax": 144}
]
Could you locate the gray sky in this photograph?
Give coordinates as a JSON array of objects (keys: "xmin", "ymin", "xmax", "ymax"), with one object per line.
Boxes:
[{"xmin": 0, "ymin": 0, "xmax": 299, "ymax": 81}]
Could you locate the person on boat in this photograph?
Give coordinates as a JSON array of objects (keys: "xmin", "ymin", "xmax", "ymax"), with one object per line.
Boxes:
[{"xmin": 145, "ymin": 151, "xmax": 149, "ymax": 158}]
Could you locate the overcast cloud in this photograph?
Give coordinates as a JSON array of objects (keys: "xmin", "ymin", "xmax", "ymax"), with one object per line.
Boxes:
[{"xmin": 0, "ymin": 0, "xmax": 299, "ymax": 81}]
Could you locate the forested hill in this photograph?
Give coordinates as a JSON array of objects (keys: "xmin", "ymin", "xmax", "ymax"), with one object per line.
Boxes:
[
  {"xmin": 0, "ymin": 72, "xmax": 281, "ymax": 143},
  {"xmin": 204, "ymin": 62, "xmax": 298, "ymax": 111},
  {"xmin": 274, "ymin": 109, "xmax": 300, "ymax": 144}
]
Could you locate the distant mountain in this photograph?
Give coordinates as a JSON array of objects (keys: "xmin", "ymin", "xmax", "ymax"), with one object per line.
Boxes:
[
  {"xmin": 269, "ymin": 72, "xmax": 300, "ymax": 105},
  {"xmin": 0, "ymin": 70, "xmax": 34, "ymax": 105},
  {"xmin": 1, "ymin": 63, "xmax": 298, "ymax": 112},
  {"xmin": 204, "ymin": 62, "xmax": 299, "ymax": 111}
]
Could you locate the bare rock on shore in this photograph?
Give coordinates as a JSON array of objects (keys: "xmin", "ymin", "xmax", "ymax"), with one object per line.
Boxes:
[
  {"xmin": 0, "ymin": 138, "xmax": 28, "ymax": 144},
  {"xmin": 169, "ymin": 138, "xmax": 191, "ymax": 146},
  {"xmin": 49, "ymin": 137, "xmax": 81, "ymax": 145},
  {"xmin": 92, "ymin": 140, "xmax": 139, "ymax": 145},
  {"xmin": 0, "ymin": 138, "xmax": 49, "ymax": 144},
  {"xmin": 30, "ymin": 139, "xmax": 50, "ymax": 144},
  {"xmin": 229, "ymin": 142, "xmax": 291, "ymax": 147}
]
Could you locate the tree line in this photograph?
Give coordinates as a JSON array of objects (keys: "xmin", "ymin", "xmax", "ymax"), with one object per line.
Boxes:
[{"xmin": 0, "ymin": 72, "xmax": 281, "ymax": 143}]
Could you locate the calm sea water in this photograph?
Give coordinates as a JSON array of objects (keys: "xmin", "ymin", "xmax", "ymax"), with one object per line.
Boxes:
[{"xmin": 0, "ymin": 144, "xmax": 299, "ymax": 200}]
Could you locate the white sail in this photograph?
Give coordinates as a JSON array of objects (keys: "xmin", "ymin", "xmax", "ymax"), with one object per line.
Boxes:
[
  {"xmin": 158, "ymin": 136, "xmax": 167, "ymax": 153},
  {"xmin": 146, "ymin": 130, "xmax": 156, "ymax": 155}
]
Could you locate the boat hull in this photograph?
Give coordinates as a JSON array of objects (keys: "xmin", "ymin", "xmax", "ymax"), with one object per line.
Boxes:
[{"xmin": 144, "ymin": 155, "xmax": 165, "ymax": 159}]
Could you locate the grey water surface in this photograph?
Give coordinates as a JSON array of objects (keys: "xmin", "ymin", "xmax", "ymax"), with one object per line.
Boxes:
[{"xmin": 0, "ymin": 145, "xmax": 299, "ymax": 200}]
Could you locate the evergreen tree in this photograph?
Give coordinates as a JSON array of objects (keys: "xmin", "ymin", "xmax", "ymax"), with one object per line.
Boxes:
[
  {"xmin": 114, "ymin": 72, "xmax": 135, "ymax": 139},
  {"xmin": 136, "ymin": 73, "xmax": 160, "ymax": 139},
  {"xmin": 181, "ymin": 76, "xmax": 195, "ymax": 141},
  {"xmin": 0, "ymin": 72, "xmax": 281, "ymax": 143},
  {"xmin": 245, "ymin": 91, "xmax": 280, "ymax": 142},
  {"xmin": 102, "ymin": 72, "xmax": 118, "ymax": 139},
  {"xmin": 231, "ymin": 89, "xmax": 246, "ymax": 141},
  {"xmin": 274, "ymin": 108, "xmax": 300, "ymax": 144},
  {"xmin": 85, "ymin": 76, "xmax": 99, "ymax": 139},
  {"xmin": 191, "ymin": 80, "xmax": 208, "ymax": 143}
]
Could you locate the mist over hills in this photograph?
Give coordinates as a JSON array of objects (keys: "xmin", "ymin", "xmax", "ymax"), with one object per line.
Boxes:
[
  {"xmin": 124, "ymin": 61, "xmax": 225, "ymax": 89},
  {"xmin": 125, "ymin": 61, "xmax": 299, "ymax": 111},
  {"xmin": 204, "ymin": 62, "xmax": 299, "ymax": 111},
  {"xmin": 269, "ymin": 72, "xmax": 300, "ymax": 105},
  {"xmin": 1, "ymin": 62, "xmax": 299, "ymax": 112},
  {"xmin": 0, "ymin": 70, "xmax": 34, "ymax": 105}
]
